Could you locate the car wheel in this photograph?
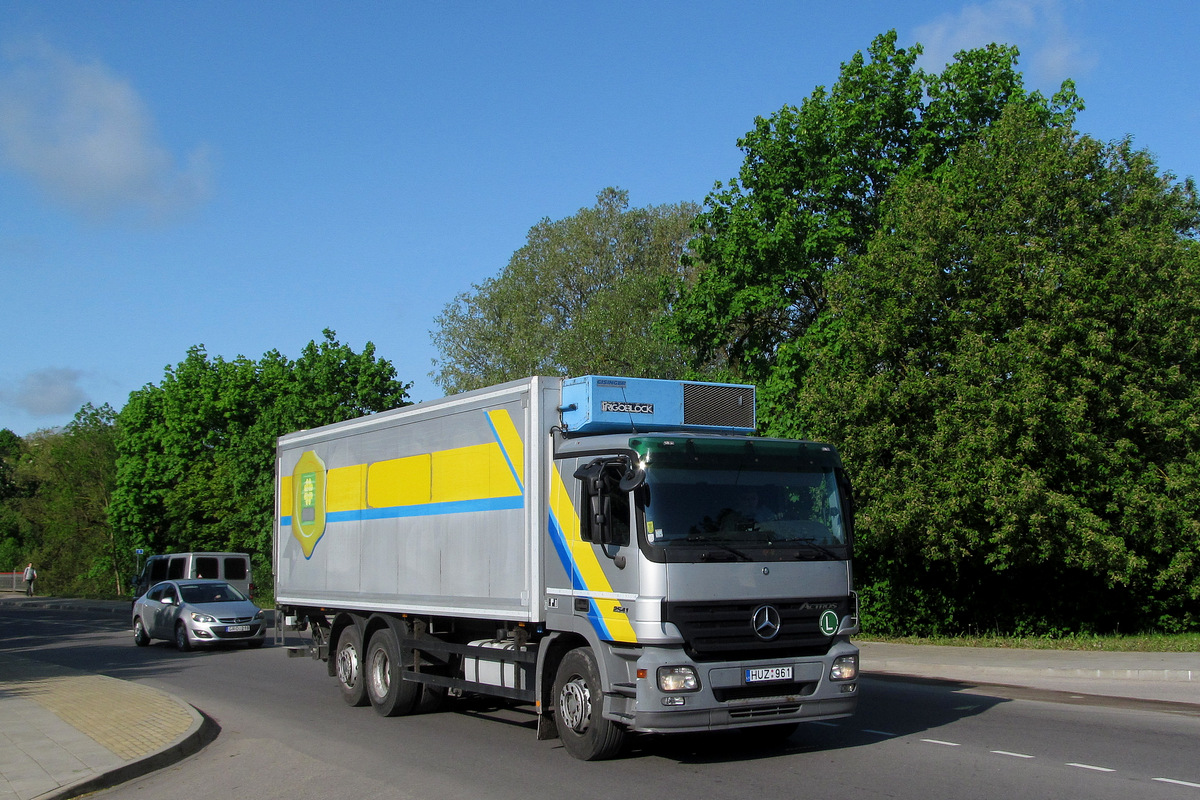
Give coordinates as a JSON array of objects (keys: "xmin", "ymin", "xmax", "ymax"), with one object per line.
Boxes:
[
  {"xmin": 175, "ymin": 621, "xmax": 192, "ymax": 652},
  {"xmin": 335, "ymin": 626, "xmax": 369, "ymax": 707},
  {"xmin": 553, "ymin": 647, "xmax": 626, "ymax": 760},
  {"xmin": 133, "ymin": 617, "xmax": 150, "ymax": 647},
  {"xmin": 365, "ymin": 627, "xmax": 420, "ymax": 717}
]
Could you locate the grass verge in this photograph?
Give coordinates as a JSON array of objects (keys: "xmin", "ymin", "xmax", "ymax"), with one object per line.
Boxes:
[{"xmin": 864, "ymin": 632, "xmax": 1200, "ymax": 652}]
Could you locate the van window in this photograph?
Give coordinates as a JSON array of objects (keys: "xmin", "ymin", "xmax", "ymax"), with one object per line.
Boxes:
[
  {"xmin": 195, "ymin": 557, "xmax": 219, "ymax": 579},
  {"xmin": 167, "ymin": 557, "xmax": 186, "ymax": 580},
  {"xmin": 224, "ymin": 558, "xmax": 248, "ymax": 580},
  {"xmin": 149, "ymin": 559, "xmax": 168, "ymax": 582}
]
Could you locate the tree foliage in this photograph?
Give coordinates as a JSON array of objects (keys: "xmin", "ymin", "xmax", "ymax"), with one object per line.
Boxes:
[
  {"xmin": 4, "ymin": 406, "xmax": 119, "ymax": 595},
  {"xmin": 431, "ymin": 188, "xmax": 701, "ymax": 395},
  {"xmin": 0, "ymin": 428, "xmax": 27, "ymax": 570},
  {"xmin": 670, "ymin": 31, "xmax": 1081, "ymax": 383},
  {"xmin": 778, "ymin": 107, "xmax": 1200, "ymax": 634},
  {"xmin": 667, "ymin": 30, "xmax": 1199, "ymax": 634},
  {"xmin": 110, "ymin": 330, "xmax": 410, "ymax": 589}
]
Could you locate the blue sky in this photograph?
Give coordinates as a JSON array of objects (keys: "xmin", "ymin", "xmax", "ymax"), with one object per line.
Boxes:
[{"xmin": 1, "ymin": 1, "xmax": 1197, "ymax": 436}]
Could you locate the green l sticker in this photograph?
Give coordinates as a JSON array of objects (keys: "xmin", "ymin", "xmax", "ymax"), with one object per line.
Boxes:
[{"xmin": 819, "ymin": 610, "xmax": 840, "ymax": 636}]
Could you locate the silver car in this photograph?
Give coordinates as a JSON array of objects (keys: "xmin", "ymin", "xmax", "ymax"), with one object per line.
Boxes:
[{"xmin": 133, "ymin": 579, "xmax": 266, "ymax": 650}]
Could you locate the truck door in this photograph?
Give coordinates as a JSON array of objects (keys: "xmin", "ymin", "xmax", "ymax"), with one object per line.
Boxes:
[{"xmin": 563, "ymin": 458, "xmax": 641, "ymax": 644}]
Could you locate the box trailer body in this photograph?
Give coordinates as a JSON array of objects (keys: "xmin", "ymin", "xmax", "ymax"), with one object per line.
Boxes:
[{"xmin": 275, "ymin": 376, "xmax": 859, "ymax": 760}]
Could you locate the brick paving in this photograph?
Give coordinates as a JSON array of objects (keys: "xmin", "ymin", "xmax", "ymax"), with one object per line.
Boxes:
[{"xmin": 0, "ymin": 654, "xmax": 203, "ymax": 800}]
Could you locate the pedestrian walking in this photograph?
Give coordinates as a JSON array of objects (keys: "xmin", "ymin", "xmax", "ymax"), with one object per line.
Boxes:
[{"xmin": 23, "ymin": 562, "xmax": 36, "ymax": 596}]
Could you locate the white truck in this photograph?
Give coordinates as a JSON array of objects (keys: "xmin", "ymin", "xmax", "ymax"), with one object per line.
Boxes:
[{"xmin": 274, "ymin": 375, "xmax": 859, "ymax": 760}]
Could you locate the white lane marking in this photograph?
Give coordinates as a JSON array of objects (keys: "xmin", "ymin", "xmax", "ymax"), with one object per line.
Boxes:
[
  {"xmin": 1067, "ymin": 763, "xmax": 1115, "ymax": 772},
  {"xmin": 863, "ymin": 729, "xmax": 898, "ymax": 737},
  {"xmin": 922, "ymin": 739, "xmax": 960, "ymax": 747},
  {"xmin": 1153, "ymin": 778, "xmax": 1200, "ymax": 789},
  {"xmin": 991, "ymin": 751, "xmax": 1035, "ymax": 759}
]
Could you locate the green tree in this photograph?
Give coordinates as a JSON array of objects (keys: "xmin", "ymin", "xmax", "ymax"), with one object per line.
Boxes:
[
  {"xmin": 110, "ymin": 330, "xmax": 410, "ymax": 591},
  {"xmin": 669, "ymin": 31, "xmax": 1081, "ymax": 384},
  {"xmin": 431, "ymin": 188, "xmax": 701, "ymax": 394},
  {"xmin": 787, "ymin": 107, "xmax": 1200, "ymax": 634},
  {"xmin": 16, "ymin": 405, "xmax": 119, "ymax": 595},
  {"xmin": 0, "ymin": 428, "xmax": 30, "ymax": 571}
]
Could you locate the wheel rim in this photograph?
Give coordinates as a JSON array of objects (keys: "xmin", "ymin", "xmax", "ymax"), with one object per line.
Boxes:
[
  {"xmin": 368, "ymin": 647, "xmax": 391, "ymax": 699},
  {"xmin": 337, "ymin": 643, "xmax": 360, "ymax": 687},
  {"xmin": 134, "ymin": 620, "xmax": 144, "ymax": 639},
  {"xmin": 176, "ymin": 625, "xmax": 187, "ymax": 648},
  {"xmin": 558, "ymin": 675, "xmax": 590, "ymax": 733}
]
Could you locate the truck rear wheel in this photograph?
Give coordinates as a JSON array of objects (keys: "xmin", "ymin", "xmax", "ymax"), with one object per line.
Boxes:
[
  {"xmin": 553, "ymin": 647, "xmax": 626, "ymax": 761},
  {"xmin": 366, "ymin": 628, "xmax": 420, "ymax": 717},
  {"xmin": 335, "ymin": 626, "xmax": 369, "ymax": 707}
]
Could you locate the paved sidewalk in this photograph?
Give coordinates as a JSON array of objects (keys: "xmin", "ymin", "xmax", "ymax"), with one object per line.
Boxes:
[
  {"xmin": 0, "ymin": 595, "xmax": 1197, "ymax": 799},
  {"xmin": 0, "ymin": 597, "xmax": 215, "ymax": 800}
]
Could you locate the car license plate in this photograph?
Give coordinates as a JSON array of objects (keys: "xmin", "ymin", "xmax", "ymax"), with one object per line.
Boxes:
[
  {"xmin": 745, "ymin": 666, "xmax": 793, "ymax": 683},
  {"xmin": 226, "ymin": 624, "xmax": 250, "ymax": 633}
]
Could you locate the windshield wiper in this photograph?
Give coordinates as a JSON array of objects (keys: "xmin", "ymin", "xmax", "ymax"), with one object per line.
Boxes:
[
  {"xmin": 791, "ymin": 539, "xmax": 842, "ymax": 560},
  {"xmin": 685, "ymin": 535, "xmax": 753, "ymax": 562}
]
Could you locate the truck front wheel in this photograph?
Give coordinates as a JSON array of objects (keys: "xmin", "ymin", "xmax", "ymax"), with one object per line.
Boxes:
[
  {"xmin": 552, "ymin": 648, "xmax": 626, "ymax": 760},
  {"xmin": 365, "ymin": 628, "xmax": 420, "ymax": 717},
  {"xmin": 335, "ymin": 626, "xmax": 369, "ymax": 707}
]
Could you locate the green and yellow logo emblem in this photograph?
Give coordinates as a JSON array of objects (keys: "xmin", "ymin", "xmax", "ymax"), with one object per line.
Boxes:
[{"xmin": 292, "ymin": 450, "xmax": 327, "ymax": 558}]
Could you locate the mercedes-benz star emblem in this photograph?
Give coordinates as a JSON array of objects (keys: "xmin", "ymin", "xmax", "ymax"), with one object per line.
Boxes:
[{"xmin": 752, "ymin": 604, "xmax": 782, "ymax": 640}]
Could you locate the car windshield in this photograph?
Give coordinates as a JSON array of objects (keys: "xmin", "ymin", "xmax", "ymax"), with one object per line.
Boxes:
[{"xmin": 180, "ymin": 583, "xmax": 247, "ymax": 604}]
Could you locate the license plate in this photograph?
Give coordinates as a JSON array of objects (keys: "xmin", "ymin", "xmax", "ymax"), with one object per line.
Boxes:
[
  {"xmin": 226, "ymin": 625, "xmax": 250, "ymax": 633},
  {"xmin": 745, "ymin": 666, "xmax": 793, "ymax": 683}
]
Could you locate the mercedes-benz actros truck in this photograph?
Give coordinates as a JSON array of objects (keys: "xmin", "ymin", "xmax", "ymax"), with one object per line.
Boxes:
[{"xmin": 275, "ymin": 375, "xmax": 859, "ymax": 760}]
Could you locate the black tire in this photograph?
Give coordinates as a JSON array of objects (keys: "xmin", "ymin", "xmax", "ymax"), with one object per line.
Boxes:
[
  {"xmin": 174, "ymin": 621, "xmax": 192, "ymax": 652},
  {"xmin": 335, "ymin": 626, "xmax": 369, "ymax": 707},
  {"xmin": 365, "ymin": 628, "xmax": 420, "ymax": 717},
  {"xmin": 553, "ymin": 648, "xmax": 626, "ymax": 761},
  {"xmin": 133, "ymin": 617, "xmax": 150, "ymax": 647}
]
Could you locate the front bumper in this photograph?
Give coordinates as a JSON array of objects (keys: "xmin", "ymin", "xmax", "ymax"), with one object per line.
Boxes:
[
  {"xmin": 624, "ymin": 639, "xmax": 859, "ymax": 734},
  {"xmin": 188, "ymin": 621, "xmax": 265, "ymax": 644}
]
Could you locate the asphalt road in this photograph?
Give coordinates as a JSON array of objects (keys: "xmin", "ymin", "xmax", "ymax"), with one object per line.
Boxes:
[{"xmin": 3, "ymin": 605, "xmax": 1199, "ymax": 800}]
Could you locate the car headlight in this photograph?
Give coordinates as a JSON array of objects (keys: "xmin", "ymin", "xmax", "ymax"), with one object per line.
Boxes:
[
  {"xmin": 830, "ymin": 654, "xmax": 858, "ymax": 681},
  {"xmin": 657, "ymin": 666, "xmax": 699, "ymax": 692},
  {"xmin": 190, "ymin": 612, "xmax": 217, "ymax": 624},
  {"xmin": 254, "ymin": 609, "xmax": 265, "ymax": 620}
]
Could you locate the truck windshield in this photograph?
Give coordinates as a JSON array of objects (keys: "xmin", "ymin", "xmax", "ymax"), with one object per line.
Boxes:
[{"xmin": 630, "ymin": 436, "xmax": 851, "ymax": 563}]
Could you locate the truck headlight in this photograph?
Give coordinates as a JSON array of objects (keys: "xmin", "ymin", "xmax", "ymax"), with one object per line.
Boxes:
[
  {"xmin": 830, "ymin": 654, "xmax": 858, "ymax": 681},
  {"xmin": 657, "ymin": 666, "xmax": 699, "ymax": 692}
]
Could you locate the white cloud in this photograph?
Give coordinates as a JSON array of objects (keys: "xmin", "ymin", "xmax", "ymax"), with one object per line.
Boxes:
[
  {"xmin": 915, "ymin": 0, "xmax": 1096, "ymax": 87},
  {"xmin": 0, "ymin": 40, "xmax": 213, "ymax": 222},
  {"xmin": 1, "ymin": 368, "xmax": 90, "ymax": 417}
]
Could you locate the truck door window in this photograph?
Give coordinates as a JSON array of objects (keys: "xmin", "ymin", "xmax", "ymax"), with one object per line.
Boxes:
[
  {"xmin": 574, "ymin": 459, "xmax": 631, "ymax": 547},
  {"xmin": 195, "ymin": 557, "xmax": 219, "ymax": 579},
  {"xmin": 167, "ymin": 558, "xmax": 186, "ymax": 580}
]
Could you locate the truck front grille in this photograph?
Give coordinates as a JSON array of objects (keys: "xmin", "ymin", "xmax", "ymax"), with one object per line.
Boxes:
[{"xmin": 662, "ymin": 597, "xmax": 849, "ymax": 662}]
